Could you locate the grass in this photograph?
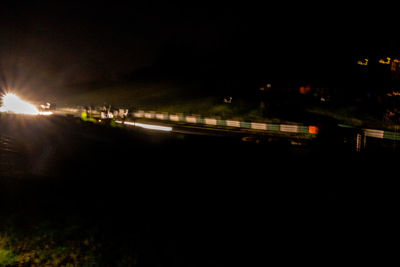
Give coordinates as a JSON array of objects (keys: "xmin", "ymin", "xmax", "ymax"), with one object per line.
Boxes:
[
  {"xmin": 53, "ymin": 81, "xmax": 400, "ymax": 130},
  {"xmin": 55, "ymin": 82, "xmax": 300, "ymax": 125},
  {"xmin": 0, "ymin": 216, "xmax": 136, "ymax": 267},
  {"xmin": 54, "ymin": 81, "xmax": 189, "ymax": 109},
  {"xmin": 306, "ymin": 103, "xmax": 400, "ymax": 131}
]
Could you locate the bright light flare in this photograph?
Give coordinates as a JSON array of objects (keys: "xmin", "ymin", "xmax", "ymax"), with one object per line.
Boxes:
[{"xmin": 0, "ymin": 93, "xmax": 52, "ymax": 115}]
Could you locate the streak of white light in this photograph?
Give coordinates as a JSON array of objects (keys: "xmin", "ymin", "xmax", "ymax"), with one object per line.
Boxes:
[
  {"xmin": 115, "ymin": 120, "xmax": 172, "ymax": 132},
  {"xmin": 39, "ymin": 111, "xmax": 53, "ymax": 116}
]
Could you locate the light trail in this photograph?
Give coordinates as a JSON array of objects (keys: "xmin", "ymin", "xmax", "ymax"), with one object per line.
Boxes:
[{"xmin": 115, "ymin": 120, "xmax": 172, "ymax": 132}]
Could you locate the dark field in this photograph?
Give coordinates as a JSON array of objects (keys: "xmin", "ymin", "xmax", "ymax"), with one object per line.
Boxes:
[{"xmin": 0, "ymin": 114, "xmax": 397, "ymax": 266}]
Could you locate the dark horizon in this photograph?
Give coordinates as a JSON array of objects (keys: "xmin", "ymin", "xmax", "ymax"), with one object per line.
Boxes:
[{"xmin": 1, "ymin": 3, "xmax": 399, "ymax": 95}]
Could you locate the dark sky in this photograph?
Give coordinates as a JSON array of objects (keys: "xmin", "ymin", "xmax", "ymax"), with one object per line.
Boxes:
[{"xmin": 0, "ymin": 2, "xmax": 398, "ymax": 93}]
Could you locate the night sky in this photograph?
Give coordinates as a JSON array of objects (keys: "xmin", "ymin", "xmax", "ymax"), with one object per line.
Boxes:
[{"xmin": 1, "ymin": 2, "xmax": 398, "ymax": 94}]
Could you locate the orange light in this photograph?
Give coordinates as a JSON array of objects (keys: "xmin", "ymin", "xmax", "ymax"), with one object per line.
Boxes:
[
  {"xmin": 357, "ymin": 59, "xmax": 368, "ymax": 66},
  {"xmin": 299, "ymin": 84, "xmax": 311, "ymax": 95},
  {"xmin": 379, "ymin": 57, "xmax": 391, "ymax": 64},
  {"xmin": 309, "ymin": 126, "xmax": 319, "ymax": 134}
]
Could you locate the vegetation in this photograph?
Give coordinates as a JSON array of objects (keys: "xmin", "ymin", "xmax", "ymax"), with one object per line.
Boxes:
[
  {"xmin": 0, "ymin": 216, "xmax": 136, "ymax": 267},
  {"xmin": 54, "ymin": 81, "xmax": 400, "ymax": 130}
]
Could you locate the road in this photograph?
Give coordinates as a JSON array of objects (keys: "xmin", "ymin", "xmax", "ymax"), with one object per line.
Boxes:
[
  {"xmin": 0, "ymin": 113, "xmax": 398, "ymax": 265},
  {"xmin": 56, "ymin": 106, "xmax": 400, "ymax": 154}
]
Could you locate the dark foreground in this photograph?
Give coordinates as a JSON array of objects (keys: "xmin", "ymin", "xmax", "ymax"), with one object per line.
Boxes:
[{"xmin": 0, "ymin": 114, "xmax": 397, "ymax": 266}]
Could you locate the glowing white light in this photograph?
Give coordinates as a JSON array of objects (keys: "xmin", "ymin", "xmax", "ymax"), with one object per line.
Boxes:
[
  {"xmin": 135, "ymin": 122, "xmax": 172, "ymax": 131},
  {"xmin": 0, "ymin": 93, "xmax": 40, "ymax": 115},
  {"xmin": 0, "ymin": 93, "xmax": 53, "ymax": 116},
  {"xmin": 39, "ymin": 111, "xmax": 53, "ymax": 116},
  {"xmin": 115, "ymin": 120, "xmax": 172, "ymax": 132}
]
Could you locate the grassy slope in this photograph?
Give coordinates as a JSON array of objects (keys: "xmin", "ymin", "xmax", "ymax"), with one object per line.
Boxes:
[
  {"xmin": 55, "ymin": 81, "xmax": 271, "ymax": 122},
  {"xmin": 55, "ymin": 81, "xmax": 400, "ymax": 130}
]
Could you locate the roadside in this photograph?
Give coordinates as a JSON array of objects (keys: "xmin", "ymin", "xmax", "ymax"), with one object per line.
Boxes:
[{"xmin": 52, "ymin": 81, "xmax": 400, "ymax": 133}]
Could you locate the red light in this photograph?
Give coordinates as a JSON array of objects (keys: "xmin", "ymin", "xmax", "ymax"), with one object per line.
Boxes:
[{"xmin": 309, "ymin": 126, "xmax": 319, "ymax": 134}]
